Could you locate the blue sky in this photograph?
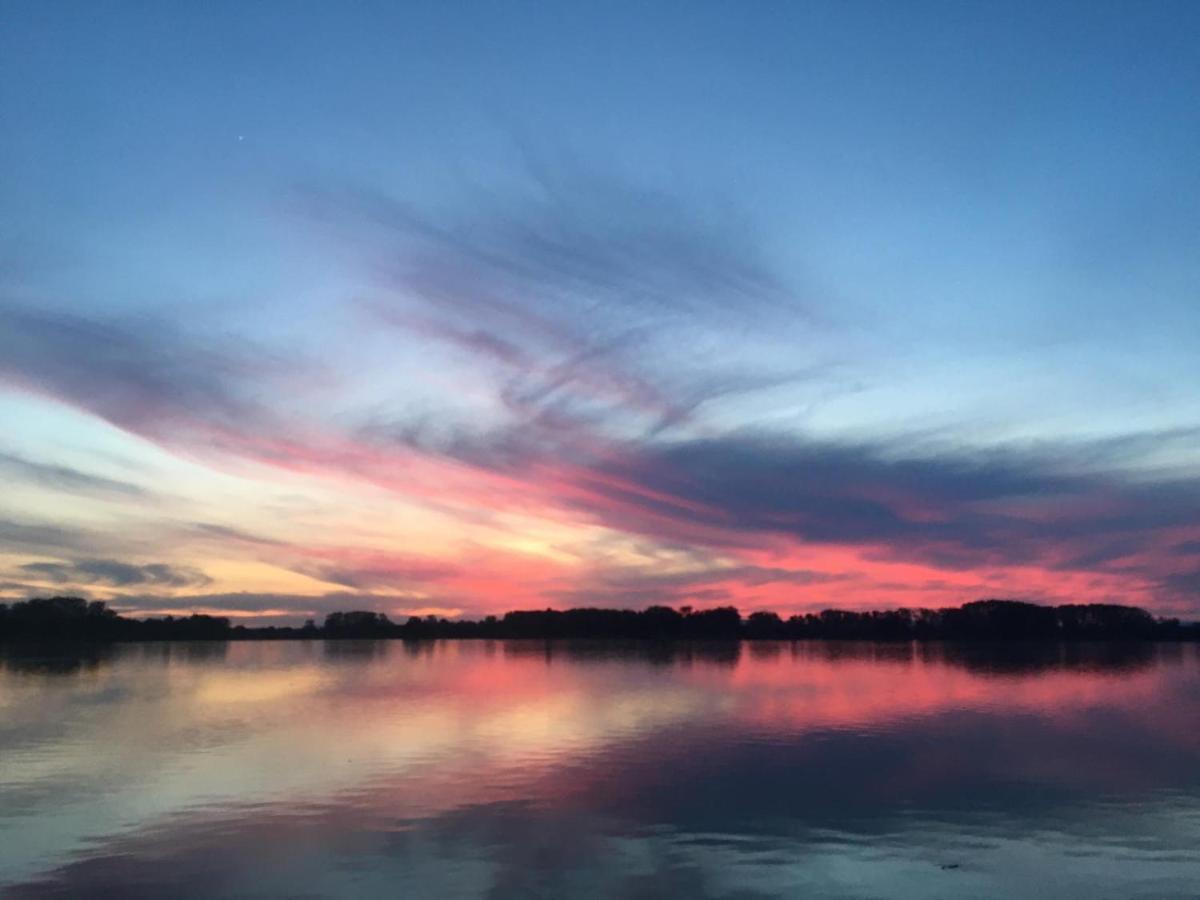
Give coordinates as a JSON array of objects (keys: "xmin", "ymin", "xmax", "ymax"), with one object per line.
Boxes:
[{"xmin": 1, "ymin": 1, "xmax": 1198, "ymax": 620}]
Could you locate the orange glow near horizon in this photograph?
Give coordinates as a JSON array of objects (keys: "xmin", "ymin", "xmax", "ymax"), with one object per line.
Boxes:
[{"xmin": 2, "ymin": 384, "xmax": 1194, "ymax": 623}]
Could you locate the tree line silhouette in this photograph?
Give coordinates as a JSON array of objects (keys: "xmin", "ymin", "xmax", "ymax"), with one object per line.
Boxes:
[{"xmin": 1, "ymin": 595, "xmax": 1196, "ymax": 642}]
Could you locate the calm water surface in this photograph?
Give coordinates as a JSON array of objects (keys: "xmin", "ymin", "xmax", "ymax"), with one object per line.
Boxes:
[{"xmin": 1, "ymin": 640, "xmax": 1199, "ymax": 898}]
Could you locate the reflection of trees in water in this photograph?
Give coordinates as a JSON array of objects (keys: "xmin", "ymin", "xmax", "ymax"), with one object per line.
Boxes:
[
  {"xmin": 496, "ymin": 638, "xmax": 1176, "ymax": 677},
  {"xmin": 922, "ymin": 641, "xmax": 1163, "ymax": 676},
  {"xmin": 321, "ymin": 638, "xmax": 390, "ymax": 664},
  {"xmin": 128, "ymin": 640, "xmax": 231, "ymax": 667},
  {"xmin": 756, "ymin": 638, "xmax": 1167, "ymax": 676},
  {"xmin": 0, "ymin": 640, "xmax": 232, "ymax": 675},
  {"xmin": 747, "ymin": 641, "xmax": 783, "ymax": 662},
  {"xmin": 0, "ymin": 635, "xmax": 1182, "ymax": 679},
  {"xmin": 501, "ymin": 639, "xmax": 743, "ymax": 668},
  {"xmin": 0, "ymin": 641, "xmax": 120, "ymax": 675},
  {"xmin": 789, "ymin": 640, "xmax": 918, "ymax": 666}
]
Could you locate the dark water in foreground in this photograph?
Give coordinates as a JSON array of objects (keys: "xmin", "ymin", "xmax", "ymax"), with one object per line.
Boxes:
[{"xmin": 1, "ymin": 641, "xmax": 1199, "ymax": 899}]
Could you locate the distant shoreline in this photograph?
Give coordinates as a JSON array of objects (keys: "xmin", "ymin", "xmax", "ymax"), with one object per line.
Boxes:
[{"xmin": 2, "ymin": 596, "xmax": 1197, "ymax": 643}]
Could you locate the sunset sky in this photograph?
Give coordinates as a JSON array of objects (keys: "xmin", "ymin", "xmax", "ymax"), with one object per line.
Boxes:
[{"xmin": 2, "ymin": 1, "xmax": 1198, "ymax": 623}]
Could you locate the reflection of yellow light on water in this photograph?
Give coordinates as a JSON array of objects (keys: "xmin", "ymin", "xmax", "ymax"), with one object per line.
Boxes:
[
  {"xmin": 193, "ymin": 669, "xmax": 326, "ymax": 705},
  {"xmin": 477, "ymin": 688, "xmax": 706, "ymax": 754}
]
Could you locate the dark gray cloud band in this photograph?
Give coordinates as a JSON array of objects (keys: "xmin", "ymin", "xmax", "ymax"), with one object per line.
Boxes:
[{"xmin": 19, "ymin": 558, "xmax": 212, "ymax": 590}]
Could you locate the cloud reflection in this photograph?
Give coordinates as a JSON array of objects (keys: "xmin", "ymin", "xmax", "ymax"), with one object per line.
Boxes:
[{"xmin": 2, "ymin": 641, "xmax": 1198, "ymax": 897}]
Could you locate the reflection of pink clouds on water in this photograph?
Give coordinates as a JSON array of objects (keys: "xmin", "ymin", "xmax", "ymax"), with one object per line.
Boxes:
[
  {"xmin": 709, "ymin": 645, "xmax": 1189, "ymax": 733},
  {"xmin": 183, "ymin": 640, "xmax": 1197, "ymax": 746},
  {"xmin": 3, "ymin": 641, "xmax": 1200, "ymax": 898}
]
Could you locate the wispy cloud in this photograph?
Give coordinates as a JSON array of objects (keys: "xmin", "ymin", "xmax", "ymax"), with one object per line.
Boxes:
[
  {"xmin": 308, "ymin": 168, "xmax": 819, "ymax": 450},
  {"xmin": 0, "ymin": 518, "xmax": 106, "ymax": 556},
  {"xmin": 0, "ymin": 451, "xmax": 149, "ymax": 499},
  {"xmin": 19, "ymin": 558, "xmax": 212, "ymax": 590},
  {"xmin": 288, "ymin": 550, "xmax": 461, "ymax": 591},
  {"xmin": 0, "ymin": 304, "xmax": 260, "ymax": 436},
  {"xmin": 2, "ymin": 170, "xmax": 1196, "ymax": 619},
  {"xmin": 0, "ymin": 300, "xmax": 324, "ymax": 468}
]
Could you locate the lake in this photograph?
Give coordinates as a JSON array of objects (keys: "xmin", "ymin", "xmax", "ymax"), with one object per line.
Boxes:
[{"xmin": 1, "ymin": 640, "xmax": 1198, "ymax": 898}]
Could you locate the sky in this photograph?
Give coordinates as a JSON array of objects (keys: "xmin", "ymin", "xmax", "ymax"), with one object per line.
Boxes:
[{"xmin": 1, "ymin": 1, "xmax": 1198, "ymax": 623}]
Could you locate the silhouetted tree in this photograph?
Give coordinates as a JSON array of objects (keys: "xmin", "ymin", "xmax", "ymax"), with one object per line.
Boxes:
[
  {"xmin": 745, "ymin": 611, "xmax": 785, "ymax": 638},
  {"xmin": 323, "ymin": 610, "xmax": 393, "ymax": 637},
  {"xmin": 1, "ymin": 597, "xmax": 1195, "ymax": 643}
]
